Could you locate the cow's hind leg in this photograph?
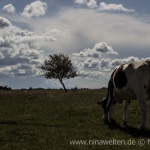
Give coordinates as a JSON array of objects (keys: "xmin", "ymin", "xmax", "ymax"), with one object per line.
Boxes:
[
  {"xmin": 122, "ymin": 99, "xmax": 131, "ymax": 125},
  {"xmin": 136, "ymin": 93, "xmax": 148, "ymax": 130}
]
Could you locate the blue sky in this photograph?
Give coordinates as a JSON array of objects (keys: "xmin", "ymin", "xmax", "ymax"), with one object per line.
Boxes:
[{"xmin": 0, "ymin": 0, "xmax": 150, "ymax": 89}]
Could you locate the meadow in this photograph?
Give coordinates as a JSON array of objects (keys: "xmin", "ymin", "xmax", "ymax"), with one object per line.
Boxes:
[{"xmin": 0, "ymin": 89, "xmax": 150, "ymax": 150}]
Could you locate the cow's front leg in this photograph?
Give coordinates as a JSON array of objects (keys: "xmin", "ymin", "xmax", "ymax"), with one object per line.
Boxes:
[
  {"xmin": 106, "ymin": 96, "xmax": 115, "ymax": 123},
  {"xmin": 122, "ymin": 99, "xmax": 131, "ymax": 125},
  {"xmin": 101, "ymin": 98, "xmax": 108, "ymax": 121},
  {"xmin": 137, "ymin": 95, "xmax": 148, "ymax": 130}
]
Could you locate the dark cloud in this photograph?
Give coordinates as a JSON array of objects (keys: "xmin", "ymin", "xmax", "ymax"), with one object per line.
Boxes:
[
  {"xmin": 83, "ymin": 57, "xmax": 99, "ymax": 68},
  {"xmin": 0, "ymin": 64, "xmax": 38, "ymax": 78},
  {"xmin": 100, "ymin": 58, "xmax": 110, "ymax": 67},
  {"xmin": 94, "ymin": 42, "xmax": 118, "ymax": 55},
  {"xmin": 0, "ymin": 16, "xmax": 11, "ymax": 28}
]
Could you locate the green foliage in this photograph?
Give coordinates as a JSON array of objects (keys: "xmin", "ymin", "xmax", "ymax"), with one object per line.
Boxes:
[
  {"xmin": 40, "ymin": 53, "xmax": 77, "ymax": 80},
  {"xmin": 40, "ymin": 53, "xmax": 77, "ymax": 92}
]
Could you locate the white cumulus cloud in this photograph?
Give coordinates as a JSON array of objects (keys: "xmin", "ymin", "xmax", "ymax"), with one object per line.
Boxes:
[
  {"xmin": 87, "ymin": 0, "xmax": 98, "ymax": 9},
  {"xmin": 74, "ymin": 0, "xmax": 87, "ymax": 4},
  {"xmin": 2, "ymin": 4, "xmax": 15, "ymax": 13},
  {"xmin": 75, "ymin": 0, "xmax": 98, "ymax": 9},
  {"xmin": 73, "ymin": 42, "xmax": 118, "ymax": 59},
  {"xmin": 0, "ymin": 17, "xmax": 66, "ymax": 78},
  {"xmin": 110, "ymin": 56, "xmax": 140, "ymax": 66},
  {"xmin": 21, "ymin": 0, "xmax": 47, "ymax": 18},
  {"xmin": 72, "ymin": 42, "xmax": 118, "ymax": 78},
  {"xmin": 0, "ymin": 16, "xmax": 71, "ymax": 78},
  {"xmin": 73, "ymin": 48, "xmax": 101, "ymax": 58},
  {"xmin": 99, "ymin": 2, "xmax": 135, "ymax": 12}
]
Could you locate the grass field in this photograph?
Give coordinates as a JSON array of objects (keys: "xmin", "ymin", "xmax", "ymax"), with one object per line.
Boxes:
[{"xmin": 1, "ymin": 89, "xmax": 150, "ymax": 150}]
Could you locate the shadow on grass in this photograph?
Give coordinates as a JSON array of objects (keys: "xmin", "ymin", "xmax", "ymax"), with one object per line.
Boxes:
[
  {"xmin": 0, "ymin": 120, "xmax": 65, "ymax": 128},
  {"xmin": 104, "ymin": 120, "xmax": 150, "ymax": 138}
]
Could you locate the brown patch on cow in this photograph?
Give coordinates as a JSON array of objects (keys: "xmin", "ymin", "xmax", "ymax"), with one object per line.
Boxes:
[{"xmin": 114, "ymin": 64, "xmax": 127, "ymax": 89}]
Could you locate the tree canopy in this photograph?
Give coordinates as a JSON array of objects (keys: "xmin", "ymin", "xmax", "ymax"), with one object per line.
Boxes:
[{"xmin": 40, "ymin": 53, "xmax": 77, "ymax": 92}]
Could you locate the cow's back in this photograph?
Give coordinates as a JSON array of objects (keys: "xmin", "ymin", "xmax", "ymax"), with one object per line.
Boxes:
[{"xmin": 113, "ymin": 61, "xmax": 149, "ymax": 101}]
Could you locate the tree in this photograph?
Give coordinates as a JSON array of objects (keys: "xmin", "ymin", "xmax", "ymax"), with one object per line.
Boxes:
[{"xmin": 40, "ymin": 53, "xmax": 77, "ymax": 92}]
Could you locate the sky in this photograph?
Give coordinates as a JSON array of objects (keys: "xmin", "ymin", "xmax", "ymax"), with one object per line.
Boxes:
[{"xmin": 0, "ymin": 0, "xmax": 150, "ymax": 89}]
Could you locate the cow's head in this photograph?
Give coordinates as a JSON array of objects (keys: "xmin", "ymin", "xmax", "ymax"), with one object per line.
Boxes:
[{"xmin": 97, "ymin": 97, "xmax": 108, "ymax": 120}]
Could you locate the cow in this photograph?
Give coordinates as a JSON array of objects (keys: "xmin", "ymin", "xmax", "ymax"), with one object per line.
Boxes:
[{"xmin": 98, "ymin": 60, "xmax": 150, "ymax": 130}]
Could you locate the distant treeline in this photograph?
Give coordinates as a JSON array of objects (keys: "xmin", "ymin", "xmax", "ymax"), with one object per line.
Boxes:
[
  {"xmin": 0, "ymin": 86, "xmax": 107, "ymax": 91},
  {"xmin": 0, "ymin": 86, "xmax": 12, "ymax": 90},
  {"xmin": 19, "ymin": 87, "xmax": 107, "ymax": 91}
]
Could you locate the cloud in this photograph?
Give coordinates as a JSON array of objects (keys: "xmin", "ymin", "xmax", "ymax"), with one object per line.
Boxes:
[
  {"xmin": 78, "ymin": 70, "xmax": 104, "ymax": 78},
  {"xmin": 73, "ymin": 55, "xmax": 150, "ymax": 79},
  {"xmin": 74, "ymin": 0, "xmax": 87, "ymax": 5},
  {"xmin": 0, "ymin": 64, "xmax": 38, "ymax": 78},
  {"xmin": 2, "ymin": 4, "xmax": 15, "ymax": 13},
  {"xmin": 87, "ymin": 0, "xmax": 98, "ymax": 9},
  {"xmin": 73, "ymin": 48, "xmax": 101, "ymax": 58},
  {"xmin": 0, "ymin": 16, "xmax": 72, "ymax": 78},
  {"xmin": 74, "ymin": 0, "xmax": 98, "ymax": 9},
  {"xmin": 0, "ymin": 16, "xmax": 11, "ymax": 28},
  {"xmin": 110, "ymin": 56, "xmax": 140, "ymax": 66},
  {"xmin": 0, "ymin": 52, "xmax": 4, "ymax": 59},
  {"xmin": 83, "ymin": 57, "xmax": 99, "ymax": 68},
  {"xmin": 73, "ymin": 42, "xmax": 118, "ymax": 59},
  {"xmin": 100, "ymin": 58, "xmax": 110, "ymax": 67},
  {"xmin": 0, "ymin": 17, "xmax": 61, "ymax": 78},
  {"xmin": 72, "ymin": 42, "xmax": 116, "ymax": 78},
  {"xmin": 43, "ymin": 29, "xmax": 71, "ymax": 39},
  {"xmin": 1, "ymin": 5, "xmax": 150, "ymax": 88},
  {"xmin": 74, "ymin": 1, "xmax": 133, "ymax": 11},
  {"xmin": 21, "ymin": 0, "xmax": 47, "ymax": 18},
  {"xmin": 99, "ymin": 2, "xmax": 135, "ymax": 12},
  {"xmin": 27, "ymin": 7, "xmax": 150, "ymax": 57},
  {"xmin": 93, "ymin": 42, "xmax": 118, "ymax": 55},
  {"xmin": 5, "ymin": 6, "xmax": 150, "ymax": 80},
  {"xmin": 72, "ymin": 40, "xmax": 149, "ymax": 79}
]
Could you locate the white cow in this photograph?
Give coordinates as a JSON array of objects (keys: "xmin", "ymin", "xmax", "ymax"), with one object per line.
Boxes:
[{"xmin": 98, "ymin": 60, "xmax": 150, "ymax": 130}]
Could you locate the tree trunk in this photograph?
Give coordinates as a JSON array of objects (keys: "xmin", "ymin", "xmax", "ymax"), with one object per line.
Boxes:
[{"xmin": 60, "ymin": 79, "xmax": 67, "ymax": 92}]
